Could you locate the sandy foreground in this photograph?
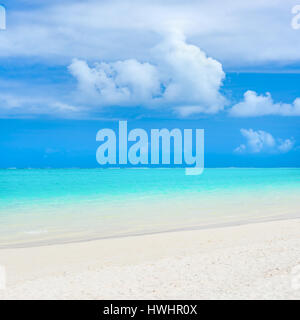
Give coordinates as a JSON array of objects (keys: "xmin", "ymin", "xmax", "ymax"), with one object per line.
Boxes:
[{"xmin": 0, "ymin": 219, "xmax": 300, "ymax": 300}]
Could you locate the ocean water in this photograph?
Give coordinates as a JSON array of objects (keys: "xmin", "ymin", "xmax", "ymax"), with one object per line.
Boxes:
[{"xmin": 0, "ymin": 168, "xmax": 299, "ymax": 247}]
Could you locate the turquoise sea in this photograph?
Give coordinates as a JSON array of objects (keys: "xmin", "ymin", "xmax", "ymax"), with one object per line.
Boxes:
[{"xmin": 0, "ymin": 168, "xmax": 299, "ymax": 247}]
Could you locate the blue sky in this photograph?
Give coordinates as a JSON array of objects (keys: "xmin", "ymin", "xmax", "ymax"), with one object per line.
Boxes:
[{"xmin": 0, "ymin": 0, "xmax": 299, "ymax": 168}]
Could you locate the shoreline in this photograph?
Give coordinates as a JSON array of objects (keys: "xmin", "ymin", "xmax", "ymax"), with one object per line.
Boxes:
[
  {"xmin": 1, "ymin": 212, "xmax": 299, "ymax": 249},
  {"xmin": 0, "ymin": 218, "xmax": 300, "ymax": 299}
]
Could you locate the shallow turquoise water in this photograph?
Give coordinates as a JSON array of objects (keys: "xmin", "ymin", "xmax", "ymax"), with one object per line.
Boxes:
[{"xmin": 0, "ymin": 168, "xmax": 299, "ymax": 247}]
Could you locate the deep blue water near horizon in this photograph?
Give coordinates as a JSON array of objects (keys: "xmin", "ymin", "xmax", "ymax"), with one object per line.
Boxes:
[{"xmin": 0, "ymin": 168, "xmax": 299, "ymax": 247}]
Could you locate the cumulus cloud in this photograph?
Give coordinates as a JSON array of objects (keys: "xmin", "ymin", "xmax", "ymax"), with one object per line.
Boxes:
[
  {"xmin": 68, "ymin": 59, "xmax": 161, "ymax": 106},
  {"xmin": 155, "ymin": 31, "xmax": 226, "ymax": 113},
  {"xmin": 229, "ymin": 91, "xmax": 300, "ymax": 117},
  {"xmin": 277, "ymin": 138, "xmax": 295, "ymax": 153},
  {"xmin": 234, "ymin": 129, "xmax": 295, "ymax": 153},
  {"xmin": 0, "ymin": 1, "xmax": 299, "ymax": 118},
  {"xmin": 69, "ymin": 31, "xmax": 226, "ymax": 115}
]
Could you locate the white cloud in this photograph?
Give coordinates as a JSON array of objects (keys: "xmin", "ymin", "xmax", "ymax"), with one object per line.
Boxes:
[
  {"xmin": 234, "ymin": 144, "xmax": 246, "ymax": 153},
  {"xmin": 155, "ymin": 30, "xmax": 226, "ymax": 112},
  {"xmin": 0, "ymin": 94, "xmax": 26, "ymax": 109},
  {"xmin": 230, "ymin": 91, "xmax": 300, "ymax": 117},
  {"xmin": 0, "ymin": 0, "xmax": 299, "ymax": 68},
  {"xmin": 69, "ymin": 31, "xmax": 226, "ymax": 115},
  {"xmin": 235, "ymin": 129, "xmax": 295, "ymax": 153},
  {"xmin": 277, "ymin": 138, "xmax": 295, "ymax": 153},
  {"xmin": 0, "ymin": 92, "xmax": 83, "ymax": 118},
  {"xmin": 0, "ymin": 1, "xmax": 299, "ymax": 118},
  {"xmin": 68, "ymin": 58, "xmax": 161, "ymax": 106}
]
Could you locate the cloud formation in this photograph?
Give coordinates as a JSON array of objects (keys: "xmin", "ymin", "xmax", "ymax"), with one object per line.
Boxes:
[
  {"xmin": 69, "ymin": 59, "xmax": 161, "ymax": 106},
  {"xmin": 69, "ymin": 31, "xmax": 226, "ymax": 115},
  {"xmin": 235, "ymin": 129, "xmax": 295, "ymax": 153},
  {"xmin": 230, "ymin": 91, "xmax": 300, "ymax": 117},
  {"xmin": 0, "ymin": 1, "xmax": 299, "ymax": 119},
  {"xmin": 0, "ymin": 0, "xmax": 299, "ymax": 68},
  {"xmin": 0, "ymin": 92, "xmax": 82, "ymax": 118}
]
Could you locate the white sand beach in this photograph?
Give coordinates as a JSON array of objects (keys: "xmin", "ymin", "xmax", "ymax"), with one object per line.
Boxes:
[{"xmin": 0, "ymin": 218, "xmax": 300, "ymax": 300}]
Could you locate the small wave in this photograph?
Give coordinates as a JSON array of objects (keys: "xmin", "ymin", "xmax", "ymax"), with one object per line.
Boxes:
[{"xmin": 24, "ymin": 230, "xmax": 48, "ymax": 235}]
